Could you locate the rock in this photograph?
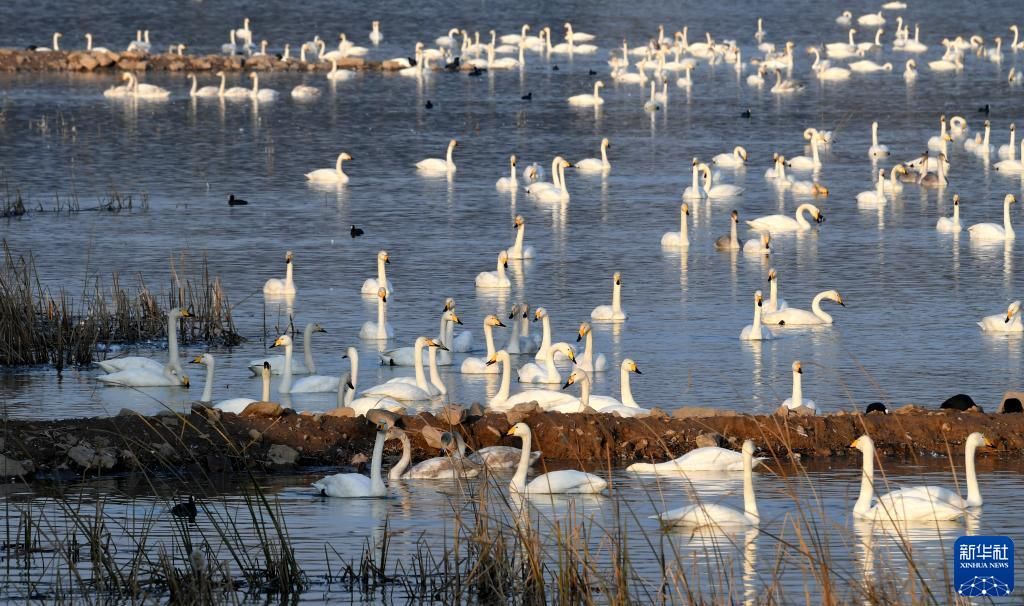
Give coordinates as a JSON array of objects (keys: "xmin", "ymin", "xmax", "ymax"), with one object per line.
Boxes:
[
  {"xmin": 67, "ymin": 444, "xmax": 117, "ymax": 470},
  {"xmin": 438, "ymin": 405, "xmax": 466, "ymax": 425},
  {"xmin": 895, "ymin": 404, "xmax": 922, "ymax": 415},
  {"xmin": 241, "ymin": 402, "xmax": 285, "ymax": 417},
  {"xmin": 324, "ymin": 407, "xmax": 355, "ymax": 418},
  {"xmin": 506, "ymin": 401, "xmax": 540, "ymax": 425},
  {"xmin": 420, "ymin": 425, "xmax": 446, "ymax": 449},
  {"xmin": 167, "ymin": 60, "xmax": 185, "ymax": 71},
  {"xmin": 96, "ymin": 52, "xmax": 115, "ymax": 67},
  {"xmin": 672, "ymin": 406, "xmax": 731, "ymax": 419},
  {"xmin": 0, "ymin": 454, "xmax": 29, "ymax": 477},
  {"xmin": 648, "ymin": 407, "xmax": 669, "ymax": 419},
  {"xmin": 247, "ymin": 429, "xmax": 262, "ymax": 442},
  {"xmin": 695, "ymin": 432, "xmax": 724, "ymax": 448},
  {"xmin": 267, "ymin": 444, "xmax": 299, "ymax": 466},
  {"xmin": 156, "ymin": 443, "xmax": 177, "ymax": 460},
  {"xmin": 351, "ymin": 453, "xmax": 369, "ymax": 466},
  {"xmin": 118, "ymin": 408, "xmax": 139, "ymax": 417},
  {"xmin": 468, "ymin": 402, "xmax": 486, "ymax": 418},
  {"xmin": 78, "ymin": 54, "xmax": 98, "ymax": 71},
  {"xmin": 998, "ymin": 391, "xmax": 1024, "ymax": 414},
  {"xmin": 366, "ymin": 409, "xmax": 401, "ymax": 428},
  {"xmin": 510, "ymin": 401, "xmax": 540, "ymax": 414}
]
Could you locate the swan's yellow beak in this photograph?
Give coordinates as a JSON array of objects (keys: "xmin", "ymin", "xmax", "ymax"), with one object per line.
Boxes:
[
  {"xmin": 505, "ymin": 426, "xmax": 516, "ymax": 436},
  {"xmin": 566, "ymin": 349, "xmax": 576, "ymax": 363},
  {"xmin": 849, "ymin": 438, "xmax": 859, "ymax": 448},
  {"xmin": 485, "ymin": 355, "xmax": 497, "ymax": 366},
  {"xmin": 182, "ymin": 375, "xmax": 190, "ymax": 388},
  {"xmin": 180, "ymin": 309, "xmax": 192, "ymax": 318},
  {"xmin": 192, "ymin": 355, "xmax": 203, "ymax": 364}
]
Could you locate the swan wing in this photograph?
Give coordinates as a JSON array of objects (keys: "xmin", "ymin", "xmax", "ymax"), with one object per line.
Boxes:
[
  {"xmin": 96, "ymin": 368, "xmax": 179, "ymax": 387},
  {"xmin": 97, "ymin": 357, "xmax": 165, "ymax": 374},
  {"xmin": 290, "ymin": 375, "xmax": 341, "ymax": 393},
  {"xmin": 470, "ymin": 447, "xmax": 541, "ymax": 469},
  {"xmin": 525, "ymin": 470, "xmax": 607, "ymax": 494},
  {"xmin": 763, "ymin": 308, "xmax": 822, "ymax": 325},
  {"xmin": 349, "ymin": 396, "xmax": 407, "ymax": 416},
  {"xmin": 653, "ymin": 503, "xmax": 750, "ymax": 526},
  {"xmin": 214, "ymin": 398, "xmax": 257, "ymax": 413},
  {"xmin": 361, "ymin": 382, "xmax": 433, "ymax": 401},
  {"xmin": 870, "ymin": 492, "xmax": 965, "ymax": 521},
  {"xmin": 312, "ymin": 473, "xmax": 372, "ymax": 497}
]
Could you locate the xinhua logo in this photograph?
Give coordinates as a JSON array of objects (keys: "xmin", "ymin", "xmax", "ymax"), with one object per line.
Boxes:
[{"xmin": 954, "ymin": 536, "xmax": 1015, "ymax": 597}]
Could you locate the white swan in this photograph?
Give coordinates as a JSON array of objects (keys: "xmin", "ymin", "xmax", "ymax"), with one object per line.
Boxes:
[
  {"xmin": 416, "ymin": 139, "xmax": 458, "ymax": 174},
  {"xmin": 305, "ymin": 152, "xmax": 352, "ymax": 183},
  {"xmin": 715, "ymin": 210, "xmax": 742, "ymax": 251},
  {"xmin": 682, "ymin": 158, "xmax": 708, "ymax": 200},
  {"xmin": 248, "ymin": 72, "xmax": 278, "ymax": 102},
  {"xmin": 263, "ymin": 251, "xmax": 296, "ymax": 295},
  {"xmin": 188, "ymin": 73, "xmax": 219, "ymax": 97},
  {"xmin": 928, "ymin": 54, "xmax": 963, "ymax": 72},
  {"xmin": 740, "ymin": 291, "xmax": 775, "ymax": 341},
  {"xmin": 291, "ymin": 84, "xmax": 320, "ymax": 100},
  {"xmin": 460, "ymin": 315, "xmax": 507, "ymax": 374},
  {"xmin": 563, "ymin": 22, "xmax": 595, "ymax": 43},
  {"xmin": 576, "ymin": 138, "xmax": 611, "ymax": 173},
  {"xmin": 787, "ymin": 135, "xmax": 821, "ymax": 171},
  {"xmin": 359, "ymin": 288, "xmax": 394, "ymax": 340},
  {"xmin": 327, "ymin": 58, "xmax": 355, "ymax": 81},
  {"xmin": 743, "ymin": 233, "xmax": 771, "ymax": 256},
  {"xmin": 881, "ymin": 165, "xmax": 909, "ymax": 194},
  {"xmin": 780, "ymin": 361, "xmax": 816, "ymax": 412},
  {"xmin": 123, "ymin": 73, "xmax": 171, "ymax": 99},
  {"xmin": 585, "ymin": 360, "xmax": 652, "ymax": 417},
  {"xmin": 765, "ymin": 269, "xmax": 789, "ymax": 313},
  {"xmin": 713, "ymin": 146, "xmax": 748, "ymax": 167},
  {"xmin": 765, "ymin": 290, "xmax": 845, "ymax": 326},
  {"xmin": 700, "ymin": 163, "xmax": 745, "ymax": 198},
  {"xmin": 978, "ymin": 300, "xmax": 1023, "ymax": 333},
  {"xmin": 994, "ymin": 139, "xmax": 1024, "ymax": 173},
  {"xmin": 84, "ymin": 33, "xmax": 110, "ymax": 54},
  {"xmin": 247, "ymin": 322, "xmax": 323, "ymax": 376},
  {"xmin": 388, "ymin": 429, "xmax": 480, "ymax": 480},
  {"xmin": 312, "ymin": 420, "xmax": 389, "ymax": 497},
  {"xmin": 214, "ymin": 360, "xmax": 271, "ymax": 414},
  {"xmin": 836, "ymin": 11, "xmax": 853, "ymax": 25},
  {"xmin": 576, "ymin": 322, "xmax": 607, "ymax": 373},
  {"xmin": 968, "ymin": 194, "xmax": 1016, "ymax": 241},
  {"xmin": 868, "ymin": 121, "xmax": 889, "ymax": 158},
  {"xmin": 379, "ymin": 310, "xmax": 460, "ymax": 366},
  {"xmin": 506, "ymin": 423, "xmax": 608, "ymax": 495},
  {"xmin": 628, "ymin": 440, "xmax": 766, "ymax": 473},
  {"xmin": 851, "ymin": 435, "xmax": 965, "ymax": 521},
  {"xmin": 97, "ymin": 365, "xmax": 189, "ymax": 387},
  {"xmin": 888, "ymin": 433, "xmax": 991, "ymax": 507},
  {"xmin": 363, "ymin": 337, "xmax": 444, "ymax": 401},
  {"xmin": 517, "ymin": 342, "xmax": 575, "ymax": 383},
  {"xmin": 475, "ymin": 251, "xmax": 511, "ymax": 289},
  {"xmin": 747, "ymin": 203, "xmax": 825, "ymax": 233},
  {"xmin": 857, "ymin": 168, "xmax": 888, "ymax": 208},
  {"xmin": 360, "ymin": 250, "xmax": 394, "ymax": 296},
  {"xmin": 661, "ymin": 203, "xmax": 690, "ymax": 248},
  {"xmin": 97, "ymin": 308, "xmax": 190, "ymax": 375},
  {"xmin": 936, "ymin": 195, "xmax": 962, "ymax": 233},
  {"xmin": 651, "ymin": 440, "xmax": 760, "ymax": 527},
  {"xmin": 903, "ymin": 59, "xmax": 917, "ymax": 81},
  {"xmin": 495, "ymin": 155, "xmax": 518, "ymax": 190},
  {"xmin": 997, "ymin": 124, "xmax": 1016, "ymax": 160},
  {"xmin": 291, "ymin": 346, "xmax": 356, "ymax": 393},
  {"xmin": 770, "ymin": 69, "xmax": 804, "ymax": 93},
  {"xmin": 103, "ymin": 72, "xmax": 135, "ymax": 98},
  {"xmin": 567, "ymin": 81, "xmax": 604, "ymax": 107},
  {"xmin": 530, "ymin": 157, "xmax": 573, "ymax": 202},
  {"xmin": 369, "ymin": 21, "xmax": 383, "ymax": 44},
  {"xmin": 387, "ymin": 342, "xmax": 446, "ymax": 396},
  {"xmin": 505, "ymin": 215, "xmax": 535, "ymax": 259},
  {"xmin": 486, "ymin": 350, "xmax": 580, "ymax": 410},
  {"xmin": 849, "ymin": 60, "xmax": 892, "ymax": 73},
  {"xmin": 591, "ymin": 272, "xmax": 628, "ymax": 321}
]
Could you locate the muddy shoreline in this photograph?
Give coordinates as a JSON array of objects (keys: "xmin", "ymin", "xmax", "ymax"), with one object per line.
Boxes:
[
  {"xmin": 0, "ymin": 48, "xmax": 424, "ymax": 74},
  {"xmin": 1, "ymin": 404, "xmax": 1018, "ymax": 481}
]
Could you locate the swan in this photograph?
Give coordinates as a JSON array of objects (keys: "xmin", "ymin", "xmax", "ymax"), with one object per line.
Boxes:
[
  {"xmin": 713, "ymin": 146, "xmax": 748, "ymax": 168},
  {"xmin": 997, "ymin": 124, "xmax": 1016, "ymax": 160},
  {"xmin": 500, "ymin": 24, "xmax": 530, "ymax": 45},
  {"xmin": 700, "ymin": 163, "xmax": 745, "ymax": 197},
  {"xmin": 505, "ymin": 215, "xmax": 535, "ymax": 259},
  {"xmin": 248, "ymin": 73, "xmax": 278, "ymax": 102},
  {"xmin": 889, "ymin": 433, "xmax": 991, "ymax": 507},
  {"xmin": 968, "ymin": 194, "xmax": 1016, "ymax": 241},
  {"xmin": 661, "ymin": 203, "xmax": 690, "ymax": 248},
  {"xmin": 591, "ymin": 272, "xmax": 628, "ymax": 321},
  {"xmin": 263, "ymin": 251, "xmax": 296, "ymax": 295},
  {"xmin": 567, "ymin": 81, "xmax": 605, "ymax": 107},
  {"xmin": 525, "ymin": 156, "xmax": 566, "ymax": 196},
  {"xmin": 530, "ymin": 159, "xmax": 572, "ymax": 202},
  {"xmin": 326, "ymin": 58, "xmax": 355, "ymax": 81},
  {"xmin": 188, "ymin": 73, "xmax": 219, "ymax": 97},
  {"xmin": 215, "ymin": 360, "xmax": 271, "ymax": 414},
  {"xmin": 369, "ymin": 21, "xmax": 383, "ymax": 44},
  {"xmin": 949, "ymin": 116, "xmax": 968, "ymax": 139},
  {"xmin": 360, "ymin": 250, "xmax": 394, "ymax": 296},
  {"xmin": 740, "ymin": 291, "xmax": 775, "ymax": 340},
  {"xmin": 780, "ymin": 361, "xmax": 816, "ymax": 412},
  {"xmin": 532, "ymin": 307, "xmax": 566, "ymax": 363},
  {"xmin": 84, "ymin": 33, "xmax": 110, "ymax": 54},
  {"xmin": 850, "ymin": 435, "xmax": 965, "ymax": 521},
  {"xmin": 312, "ymin": 420, "xmax": 389, "ymax": 497},
  {"xmin": 765, "ymin": 269, "xmax": 788, "ymax": 313},
  {"xmin": 127, "ymin": 30, "xmax": 151, "ymax": 53},
  {"xmin": 388, "ymin": 429, "xmax": 480, "ymax": 480},
  {"xmin": 903, "ymin": 59, "xmax": 917, "ymax": 81},
  {"xmin": 122, "ymin": 73, "xmax": 170, "ymax": 99},
  {"xmin": 900, "ymin": 26, "xmax": 928, "ymax": 53},
  {"xmin": 340, "ymin": 350, "xmax": 407, "ymax": 416},
  {"xmin": 436, "ymin": 28, "xmax": 460, "ymax": 47},
  {"xmin": 857, "ymin": 169, "xmax": 888, "ymax": 207},
  {"xmin": 248, "ymin": 322, "xmax": 325, "ymax": 376},
  {"xmin": 849, "ymin": 60, "xmax": 892, "ymax": 73},
  {"xmin": 291, "ymin": 346, "xmax": 357, "ymax": 393},
  {"xmin": 363, "ymin": 337, "xmax": 444, "ymax": 401},
  {"xmin": 337, "ymin": 34, "xmax": 368, "ymax": 57},
  {"xmin": 924, "ymin": 115, "xmax": 950, "ymax": 151},
  {"xmin": 218, "ymin": 71, "xmax": 250, "ymax": 98},
  {"xmin": 826, "ymin": 28, "xmax": 858, "ymax": 58},
  {"xmin": 743, "ymin": 233, "xmax": 771, "ymax": 256},
  {"xmin": 97, "ymin": 308, "xmax": 190, "ymax": 375},
  {"xmin": 682, "ymin": 159, "xmax": 708, "ymax": 200},
  {"xmin": 576, "ymin": 138, "xmax": 611, "ymax": 173},
  {"xmin": 97, "ymin": 364, "xmax": 188, "ymax": 388},
  {"xmin": 379, "ymin": 309, "xmax": 460, "ymax": 366},
  {"xmin": 787, "ymin": 135, "xmax": 821, "ymax": 171},
  {"xmin": 359, "ymin": 288, "xmax": 394, "ymax": 340},
  {"xmin": 928, "ymin": 54, "xmax": 963, "ymax": 71},
  {"xmin": 467, "ymin": 441, "xmax": 541, "ymax": 470},
  {"xmin": 416, "ymin": 139, "xmax": 458, "ymax": 174},
  {"xmin": 857, "ymin": 11, "xmax": 886, "ymax": 27},
  {"xmin": 233, "ymin": 18, "xmax": 252, "ymax": 46},
  {"xmin": 651, "ymin": 440, "xmax": 760, "ymax": 527},
  {"xmin": 978, "ymin": 301, "xmax": 1023, "ymax": 333},
  {"xmin": 881, "ymin": 165, "xmax": 909, "ymax": 194},
  {"xmin": 486, "ymin": 350, "xmax": 581, "ymax": 410},
  {"xmin": 305, "ymin": 152, "xmax": 352, "ymax": 183},
  {"xmin": 522, "ymin": 162, "xmax": 545, "ymax": 184},
  {"xmin": 764, "ymin": 290, "xmax": 845, "ymax": 326},
  {"xmin": 770, "ymin": 69, "xmax": 804, "ymax": 93},
  {"xmin": 715, "ymin": 210, "xmax": 742, "ymax": 251},
  {"xmin": 987, "ymin": 37, "xmax": 1004, "ymax": 63},
  {"xmin": 746, "ymin": 65, "xmax": 766, "ymax": 86},
  {"xmin": 460, "ymin": 316, "xmax": 507, "ymax": 374},
  {"xmin": 965, "ymin": 121, "xmax": 991, "ymax": 155},
  {"xmin": 291, "ymin": 83, "xmax": 320, "ymax": 100},
  {"xmin": 475, "ymin": 251, "xmax": 511, "ymax": 289},
  {"xmin": 504, "ymin": 304, "xmax": 540, "ymax": 355},
  {"xmin": 495, "ymin": 155, "xmax": 518, "ymax": 190},
  {"xmin": 808, "ymin": 47, "xmax": 852, "ymax": 81},
  {"xmin": 747, "ymin": 203, "xmax": 825, "ymax": 233},
  {"xmin": 103, "ymin": 72, "xmax": 136, "ymax": 98},
  {"xmin": 516, "ymin": 342, "xmax": 576, "ymax": 383},
  {"xmin": 506, "ymin": 423, "xmax": 607, "ymax": 495},
  {"xmin": 643, "ymin": 80, "xmax": 662, "ymax": 112},
  {"xmin": 836, "ymin": 11, "xmax": 853, "ymax": 25},
  {"xmin": 584, "ymin": 359, "xmax": 651, "ymax": 417},
  {"xmin": 575, "ymin": 322, "xmax": 608, "ymax": 373},
  {"xmin": 387, "ymin": 341, "xmax": 446, "ymax": 396},
  {"xmin": 936, "ymin": 195, "xmax": 962, "ymax": 233},
  {"xmin": 868, "ymin": 122, "xmax": 889, "ymax": 158},
  {"xmin": 994, "ymin": 140, "xmax": 1024, "ymax": 173},
  {"xmin": 628, "ymin": 440, "xmax": 766, "ymax": 473},
  {"xmin": 563, "ymin": 22, "xmax": 595, "ymax": 43}
]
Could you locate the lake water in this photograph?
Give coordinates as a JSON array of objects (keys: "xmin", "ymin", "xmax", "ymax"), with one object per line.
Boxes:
[{"xmin": 2, "ymin": 0, "xmax": 1024, "ymax": 601}]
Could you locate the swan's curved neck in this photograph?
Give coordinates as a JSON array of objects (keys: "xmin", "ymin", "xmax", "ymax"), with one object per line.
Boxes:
[
  {"xmin": 413, "ymin": 339, "xmax": 428, "ymax": 391},
  {"xmin": 600, "ymin": 143, "xmax": 609, "ymax": 167},
  {"xmin": 251, "ymin": 74, "xmax": 259, "ymax": 95},
  {"xmin": 539, "ymin": 315, "xmax": 552, "ymax": 353},
  {"xmin": 303, "ymin": 324, "xmax": 316, "ymax": 374},
  {"xmin": 511, "ymin": 427, "xmax": 532, "ymax": 491},
  {"xmin": 284, "ymin": 261, "xmax": 294, "ymax": 287},
  {"xmin": 493, "ymin": 353, "xmax": 512, "ymax": 405},
  {"xmin": 557, "ymin": 162, "xmax": 569, "ymax": 197},
  {"xmin": 201, "ymin": 359, "xmax": 214, "ymax": 402},
  {"xmin": 752, "ymin": 299, "xmax": 763, "ymax": 333},
  {"xmin": 550, "ymin": 158, "xmax": 562, "ymax": 188},
  {"xmin": 543, "ymin": 344, "xmax": 560, "ymax": 377},
  {"xmin": 792, "ymin": 369, "xmax": 803, "ymax": 407},
  {"xmin": 484, "ymin": 323, "xmax": 497, "ymax": 357},
  {"xmin": 166, "ymin": 311, "xmax": 183, "ymax": 375},
  {"xmin": 377, "ymin": 296, "xmax": 387, "ymax": 339},
  {"xmin": 578, "ymin": 372, "xmax": 591, "ymax": 408},
  {"xmin": 872, "ymin": 122, "xmax": 879, "ymax": 146},
  {"xmin": 513, "ymin": 223, "xmax": 525, "ymax": 252},
  {"xmin": 795, "ymin": 204, "xmax": 813, "ymax": 229},
  {"xmin": 496, "ymin": 256, "xmax": 507, "ymax": 280},
  {"xmin": 581, "ymin": 330, "xmax": 595, "ymax": 367},
  {"xmin": 261, "ymin": 368, "xmax": 271, "ymax": 401},
  {"xmin": 691, "ymin": 163, "xmax": 700, "ymax": 191},
  {"xmin": 612, "ymin": 279, "xmax": 622, "ymax": 313},
  {"xmin": 620, "ymin": 365, "xmax": 637, "ymax": 406},
  {"xmin": 679, "ymin": 207, "xmax": 689, "ymax": 245},
  {"xmin": 592, "ymin": 82, "xmax": 602, "ymax": 99},
  {"xmin": 730, "ymin": 217, "xmax": 738, "ymax": 246},
  {"xmin": 505, "ymin": 313, "xmax": 522, "ymax": 351},
  {"xmin": 349, "ymin": 350, "xmax": 359, "ymax": 389},
  {"xmin": 369, "ymin": 430, "xmax": 387, "ymax": 494},
  {"xmin": 810, "ymin": 136, "xmax": 820, "ymax": 164},
  {"xmin": 428, "ymin": 346, "xmax": 445, "ymax": 394},
  {"xmin": 741, "ymin": 450, "xmax": 759, "ymax": 521},
  {"xmin": 279, "ymin": 340, "xmax": 293, "ymax": 394},
  {"xmin": 965, "ymin": 440, "xmax": 982, "ymax": 506},
  {"xmin": 854, "ymin": 443, "xmax": 875, "ymax": 515},
  {"xmin": 390, "ymin": 434, "xmax": 411, "ymax": 480},
  {"xmin": 876, "ymin": 172, "xmax": 885, "ymax": 196},
  {"xmin": 953, "ymin": 201, "xmax": 960, "ymax": 222},
  {"xmin": 811, "ymin": 292, "xmax": 834, "ymax": 323},
  {"xmin": 770, "ymin": 278, "xmax": 780, "ymax": 308},
  {"xmin": 1009, "ymin": 128, "xmax": 1016, "ymax": 160},
  {"xmin": 377, "ymin": 256, "xmax": 388, "ymax": 285},
  {"xmin": 190, "ymin": 75, "xmax": 197, "ymax": 95},
  {"xmin": 335, "ymin": 154, "xmax": 346, "ymax": 176},
  {"xmin": 218, "ymin": 73, "xmax": 226, "ymax": 95},
  {"xmin": 446, "ymin": 142, "xmax": 456, "ymax": 168},
  {"xmin": 1004, "ymin": 199, "xmax": 1015, "ymax": 236}
]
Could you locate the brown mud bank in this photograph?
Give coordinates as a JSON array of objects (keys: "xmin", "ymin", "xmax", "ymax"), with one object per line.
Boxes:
[
  {"xmin": 0, "ymin": 48, "xmax": 424, "ymax": 74},
  {"xmin": 2, "ymin": 403, "xmax": 1020, "ymax": 481}
]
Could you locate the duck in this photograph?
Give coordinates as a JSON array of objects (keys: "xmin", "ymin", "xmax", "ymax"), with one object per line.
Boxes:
[
  {"xmin": 936, "ymin": 195, "xmax": 963, "ymax": 233},
  {"xmin": 305, "ymin": 152, "xmax": 352, "ymax": 184},
  {"xmin": 476, "ymin": 251, "xmax": 511, "ymax": 289},
  {"xmin": 506, "ymin": 423, "xmax": 607, "ymax": 495},
  {"xmin": 567, "ymin": 81, "xmax": 605, "ymax": 106},
  {"xmin": 650, "ymin": 440, "xmax": 760, "ymax": 527},
  {"xmin": 576, "ymin": 138, "xmax": 612, "ymax": 173},
  {"xmin": 361, "ymin": 251, "xmax": 394, "ymax": 295},
  {"xmin": 312, "ymin": 419, "xmax": 390, "ymax": 497},
  {"xmin": 591, "ymin": 272, "xmax": 628, "ymax": 321},
  {"xmin": 460, "ymin": 315, "xmax": 507, "ymax": 374},
  {"xmin": 516, "ymin": 342, "xmax": 576, "ymax": 383},
  {"xmin": 247, "ymin": 322, "xmax": 324, "ymax": 376},
  {"xmin": 747, "ymin": 204, "xmax": 825, "ymax": 233},
  {"xmin": 495, "ymin": 155, "xmax": 519, "ymax": 191},
  {"xmin": 661, "ymin": 203, "xmax": 690, "ymax": 248},
  {"xmin": 575, "ymin": 322, "xmax": 607, "ymax": 373},
  {"xmin": 97, "ymin": 308, "xmax": 190, "ymax": 376},
  {"xmin": 505, "ymin": 215, "xmax": 535, "ymax": 259},
  {"xmin": 764, "ymin": 290, "xmax": 845, "ymax": 326},
  {"xmin": 263, "ymin": 251, "xmax": 296, "ymax": 295},
  {"xmin": 416, "ymin": 139, "xmax": 458, "ymax": 174},
  {"xmin": 713, "ymin": 146, "xmax": 748, "ymax": 168},
  {"xmin": 780, "ymin": 361, "xmax": 816, "ymax": 412},
  {"xmin": 978, "ymin": 301, "xmax": 1023, "ymax": 333},
  {"xmin": 715, "ymin": 210, "xmax": 742, "ymax": 251},
  {"xmin": 362, "ymin": 337, "xmax": 446, "ymax": 401},
  {"xmin": 359, "ymin": 288, "xmax": 394, "ymax": 340},
  {"xmin": 740, "ymin": 291, "xmax": 775, "ymax": 340},
  {"xmin": 968, "ymin": 195, "xmax": 1016, "ymax": 241}
]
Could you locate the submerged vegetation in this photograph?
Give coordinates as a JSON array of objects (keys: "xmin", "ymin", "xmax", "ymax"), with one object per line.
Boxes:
[{"xmin": 0, "ymin": 241, "xmax": 241, "ymax": 369}]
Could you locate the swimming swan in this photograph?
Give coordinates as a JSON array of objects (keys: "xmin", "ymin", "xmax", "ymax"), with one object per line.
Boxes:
[
  {"xmin": 715, "ymin": 210, "xmax": 742, "ymax": 251},
  {"xmin": 978, "ymin": 301, "xmax": 1023, "ymax": 333},
  {"xmin": 936, "ymin": 195, "xmax": 962, "ymax": 233},
  {"xmin": 968, "ymin": 194, "xmax": 1016, "ymax": 241},
  {"xmin": 857, "ymin": 168, "xmax": 888, "ymax": 207},
  {"xmin": 96, "ymin": 364, "xmax": 189, "ymax": 388},
  {"xmin": 248, "ymin": 322, "xmax": 325, "ymax": 376},
  {"xmin": 460, "ymin": 315, "xmax": 508, "ymax": 374},
  {"xmin": 312, "ymin": 420, "xmax": 389, "ymax": 497},
  {"xmin": 886, "ymin": 432, "xmax": 991, "ymax": 507},
  {"xmin": 517, "ymin": 342, "xmax": 576, "ymax": 383},
  {"xmin": 576, "ymin": 138, "xmax": 611, "ymax": 173},
  {"xmin": 740, "ymin": 291, "xmax": 775, "ymax": 340},
  {"xmin": 475, "ymin": 251, "xmax": 511, "ymax": 288},
  {"xmin": 506, "ymin": 422, "xmax": 608, "ymax": 494},
  {"xmin": 188, "ymin": 73, "xmax": 220, "ymax": 97},
  {"xmin": 305, "ymin": 152, "xmax": 352, "ymax": 183},
  {"xmin": 651, "ymin": 440, "xmax": 760, "ymax": 527},
  {"xmin": 628, "ymin": 439, "xmax": 766, "ymax": 473},
  {"xmin": 568, "ymin": 81, "xmax": 605, "ymax": 106},
  {"xmin": 97, "ymin": 308, "xmax": 190, "ymax": 375},
  {"xmin": 248, "ymin": 72, "xmax": 278, "ymax": 101},
  {"xmin": 869, "ymin": 121, "xmax": 890, "ymax": 158},
  {"xmin": 388, "ymin": 428, "xmax": 481, "ymax": 480},
  {"xmin": 505, "ymin": 215, "xmax": 535, "ymax": 259},
  {"xmin": 496, "ymin": 155, "xmax": 519, "ymax": 190},
  {"xmin": 765, "ymin": 269, "xmax": 789, "ymax": 313},
  {"xmin": 361, "ymin": 250, "xmax": 394, "ymax": 295},
  {"xmin": 213, "ymin": 360, "xmax": 271, "ymax": 413},
  {"xmin": 781, "ymin": 360, "xmax": 816, "ymax": 412},
  {"xmin": 591, "ymin": 272, "xmax": 628, "ymax": 321},
  {"xmin": 713, "ymin": 146, "xmax": 748, "ymax": 167},
  {"xmin": 661, "ymin": 203, "xmax": 690, "ymax": 248},
  {"xmin": 747, "ymin": 204, "xmax": 825, "ymax": 233},
  {"xmin": 263, "ymin": 251, "xmax": 296, "ymax": 295},
  {"xmin": 576, "ymin": 321, "xmax": 608, "ymax": 373},
  {"xmin": 764, "ymin": 290, "xmax": 845, "ymax": 325},
  {"xmin": 359, "ymin": 288, "xmax": 394, "ymax": 340},
  {"xmin": 416, "ymin": 139, "xmax": 458, "ymax": 174},
  {"xmin": 362, "ymin": 337, "xmax": 445, "ymax": 401}
]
